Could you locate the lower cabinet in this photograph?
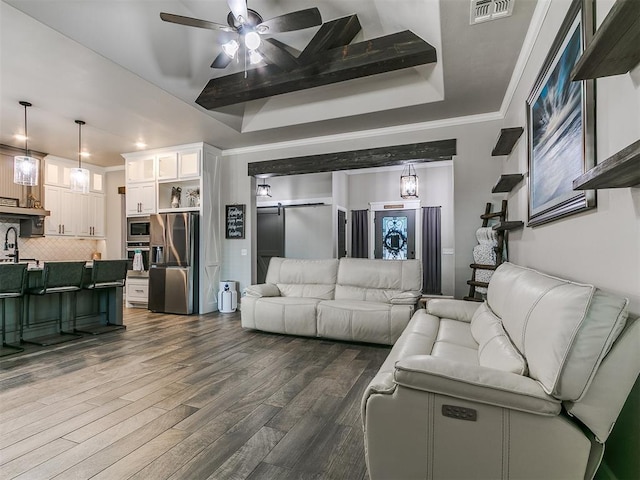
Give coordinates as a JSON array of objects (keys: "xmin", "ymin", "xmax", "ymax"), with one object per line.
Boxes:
[{"xmin": 126, "ymin": 277, "xmax": 149, "ymax": 308}]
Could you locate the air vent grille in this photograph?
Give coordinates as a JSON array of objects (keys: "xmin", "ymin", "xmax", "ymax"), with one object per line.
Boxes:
[{"xmin": 470, "ymin": 0, "xmax": 514, "ymax": 24}]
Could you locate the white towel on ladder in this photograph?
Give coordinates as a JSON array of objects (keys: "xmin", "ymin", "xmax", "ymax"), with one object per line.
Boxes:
[{"xmin": 473, "ymin": 227, "xmax": 498, "ymax": 294}]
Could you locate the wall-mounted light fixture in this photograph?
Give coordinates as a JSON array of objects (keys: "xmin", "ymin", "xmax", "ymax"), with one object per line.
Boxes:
[
  {"xmin": 400, "ymin": 164, "xmax": 419, "ymax": 199},
  {"xmin": 70, "ymin": 120, "xmax": 90, "ymax": 194},
  {"xmin": 13, "ymin": 101, "xmax": 39, "ymax": 186},
  {"xmin": 256, "ymin": 178, "xmax": 272, "ymax": 197}
]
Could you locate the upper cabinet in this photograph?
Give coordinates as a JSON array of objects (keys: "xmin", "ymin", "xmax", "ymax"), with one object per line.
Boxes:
[
  {"xmin": 122, "ymin": 143, "xmax": 207, "ymax": 216},
  {"xmin": 43, "ymin": 156, "xmax": 106, "ymax": 238},
  {"xmin": 126, "ymin": 155, "xmax": 155, "ymax": 183}
]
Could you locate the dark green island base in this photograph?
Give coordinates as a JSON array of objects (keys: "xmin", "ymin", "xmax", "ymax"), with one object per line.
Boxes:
[{"xmin": 2, "ymin": 265, "xmax": 124, "ymax": 346}]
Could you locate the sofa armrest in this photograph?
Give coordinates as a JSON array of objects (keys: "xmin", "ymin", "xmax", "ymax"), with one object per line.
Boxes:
[
  {"xmin": 426, "ymin": 298, "xmax": 481, "ymax": 322},
  {"xmin": 244, "ymin": 283, "xmax": 281, "ymax": 298},
  {"xmin": 390, "ymin": 291, "xmax": 421, "ymax": 305},
  {"xmin": 394, "ymin": 355, "xmax": 561, "ymax": 416}
]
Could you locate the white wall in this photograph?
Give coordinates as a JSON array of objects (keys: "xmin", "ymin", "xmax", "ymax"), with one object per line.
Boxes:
[
  {"xmin": 285, "ymin": 205, "xmax": 333, "ymax": 259},
  {"xmin": 501, "ymin": 0, "xmax": 640, "ymax": 315},
  {"xmin": 221, "ymin": 117, "xmax": 503, "ymax": 297},
  {"xmin": 104, "ymin": 168, "xmax": 125, "ymax": 260}
]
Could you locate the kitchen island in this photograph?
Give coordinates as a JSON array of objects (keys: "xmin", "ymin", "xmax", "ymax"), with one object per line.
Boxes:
[{"xmin": 1, "ymin": 262, "xmax": 124, "ymax": 346}]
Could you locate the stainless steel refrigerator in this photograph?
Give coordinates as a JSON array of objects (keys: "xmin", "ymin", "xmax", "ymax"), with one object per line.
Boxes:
[{"xmin": 148, "ymin": 212, "xmax": 199, "ymax": 314}]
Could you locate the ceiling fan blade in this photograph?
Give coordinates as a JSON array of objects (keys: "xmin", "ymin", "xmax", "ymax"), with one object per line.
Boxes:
[
  {"xmin": 227, "ymin": 0, "xmax": 248, "ymax": 23},
  {"xmin": 257, "ymin": 8, "xmax": 322, "ymax": 34},
  {"xmin": 160, "ymin": 12, "xmax": 234, "ymax": 32},
  {"xmin": 211, "ymin": 52, "xmax": 234, "ymax": 69},
  {"xmin": 257, "ymin": 39, "xmax": 298, "ymax": 70}
]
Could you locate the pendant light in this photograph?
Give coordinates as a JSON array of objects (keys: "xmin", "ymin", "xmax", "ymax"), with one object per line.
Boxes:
[
  {"xmin": 13, "ymin": 101, "xmax": 40, "ymax": 186},
  {"xmin": 256, "ymin": 178, "xmax": 272, "ymax": 197},
  {"xmin": 400, "ymin": 164, "xmax": 419, "ymax": 199},
  {"xmin": 70, "ymin": 120, "xmax": 90, "ymax": 194}
]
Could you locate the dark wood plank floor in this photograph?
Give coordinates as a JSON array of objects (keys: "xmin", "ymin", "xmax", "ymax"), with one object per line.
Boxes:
[{"xmin": 0, "ymin": 308, "xmax": 390, "ymax": 479}]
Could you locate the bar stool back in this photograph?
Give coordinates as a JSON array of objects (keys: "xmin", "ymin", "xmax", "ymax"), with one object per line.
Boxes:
[
  {"xmin": 23, "ymin": 261, "xmax": 85, "ymax": 346},
  {"xmin": 76, "ymin": 259, "xmax": 128, "ymax": 335},
  {"xmin": 0, "ymin": 263, "xmax": 27, "ymax": 356}
]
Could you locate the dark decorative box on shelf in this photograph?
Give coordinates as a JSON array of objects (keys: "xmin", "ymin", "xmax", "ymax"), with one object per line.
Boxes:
[
  {"xmin": 491, "ymin": 127, "xmax": 524, "ymax": 156},
  {"xmin": 571, "ymin": 0, "xmax": 640, "ymax": 81},
  {"xmin": 492, "ymin": 174, "xmax": 524, "ymax": 193},
  {"xmin": 493, "ymin": 221, "xmax": 524, "ymax": 232},
  {"xmin": 573, "ymin": 139, "xmax": 640, "ymax": 190}
]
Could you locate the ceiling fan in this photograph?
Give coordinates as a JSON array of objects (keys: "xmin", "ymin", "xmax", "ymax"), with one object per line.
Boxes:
[{"xmin": 160, "ymin": 0, "xmax": 322, "ymax": 70}]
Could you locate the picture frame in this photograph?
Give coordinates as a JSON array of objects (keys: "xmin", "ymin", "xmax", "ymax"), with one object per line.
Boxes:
[
  {"xmin": 0, "ymin": 197, "xmax": 19, "ymax": 207},
  {"xmin": 225, "ymin": 204, "xmax": 245, "ymax": 239},
  {"xmin": 526, "ymin": 0, "xmax": 595, "ymax": 227}
]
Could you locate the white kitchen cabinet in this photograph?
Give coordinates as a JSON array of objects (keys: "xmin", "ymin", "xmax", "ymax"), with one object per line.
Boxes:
[
  {"xmin": 157, "ymin": 152, "xmax": 178, "ymax": 180},
  {"xmin": 44, "ymin": 185, "xmax": 76, "ymax": 236},
  {"xmin": 126, "ymin": 182, "xmax": 156, "ymax": 216},
  {"xmin": 77, "ymin": 193, "xmax": 105, "ymax": 237},
  {"xmin": 44, "ymin": 156, "xmax": 73, "ymax": 187},
  {"xmin": 178, "ymin": 150, "xmax": 201, "ymax": 178},
  {"xmin": 126, "ymin": 155, "xmax": 155, "ymax": 183},
  {"xmin": 90, "ymin": 169, "xmax": 105, "ymax": 193},
  {"xmin": 126, "ymin": 277, "xmax": 149, "ymax": 308}
]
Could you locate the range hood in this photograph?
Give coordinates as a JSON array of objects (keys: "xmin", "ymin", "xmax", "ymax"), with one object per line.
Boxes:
[{"xmin": 0, "ymin": 205, "xmax": 50, "ymax": 219}]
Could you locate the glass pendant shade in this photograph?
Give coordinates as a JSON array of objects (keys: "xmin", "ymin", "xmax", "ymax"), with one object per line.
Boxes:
[
  {"xmin": 14, "ymin": 101, "xmax": 39, "ymax": 186},
  {"xmin": 256, "ymin": 179, "xmax": 272, "ymax": 197},
  {"xmin": 71, "ymin": 119, "xmax": 90, "ymax": 194},
  {"xmin": 400, "ymin": 164, "xmax": 419, "ymax": 199},
  {"xmin": 244, "ymin": 31, "xmax": 261, "ymax": 50},
  {"xmin": 13, "ymin": 155, "xmax": 39, "ymax": 186},
  {"xmin": 222, "ymin": 39, "xmax": 239, "ymax": 58},
  {"xmin": 70, "ymin": 167, "xmax": 90, "ymax": 194}
]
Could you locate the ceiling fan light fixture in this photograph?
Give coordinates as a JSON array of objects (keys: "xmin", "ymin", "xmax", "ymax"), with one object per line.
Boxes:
[
  {"xmin": 249, "ymin": 50, "xmax": 263, "ymax": 65},
  {"xmin": 222, "ymin": 39, "xmax": 240, "ymax": 58},
  {"xmin": 244, "ymin": 31, "xmax": 261, "ymax": 50},
  {"xmin": 70, "ymin": 120, "xmax": 90, "ymax": 194},
  {"xmin": 13, "ymin": 101, "xmax": 39, "ymax": 187}
]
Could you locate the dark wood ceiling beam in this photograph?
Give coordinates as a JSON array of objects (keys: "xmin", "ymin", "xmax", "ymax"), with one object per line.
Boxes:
[
  {"xmin": 247, "ymin": 139, "xmax": 456, "ymax": 177},
  {"xmin": 196, "ymin": 30, "xmax": 437, "ymax": 109},
  {"xmin": 298, "ymin": 15, "xmax": 362, "ymax": 62}
]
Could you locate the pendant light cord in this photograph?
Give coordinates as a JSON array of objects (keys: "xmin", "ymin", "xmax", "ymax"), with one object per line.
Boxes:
[{"xmin": 75, "ymin": 120, "xmax": 85, "ymax": 169}]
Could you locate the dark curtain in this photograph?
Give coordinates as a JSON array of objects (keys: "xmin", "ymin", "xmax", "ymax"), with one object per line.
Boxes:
[
  {"xmin": 422, "ymin": 206, "xmax": 442, "ymax": 294},
  {"xmin": 351, "ymin": 210, "xmax": 369, "ymax": 258}
]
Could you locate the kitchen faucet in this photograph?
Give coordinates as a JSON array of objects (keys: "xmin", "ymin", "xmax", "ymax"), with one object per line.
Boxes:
[{"xmin": 4, "ymin": 227, "xmax": 19, "ymax": 263}]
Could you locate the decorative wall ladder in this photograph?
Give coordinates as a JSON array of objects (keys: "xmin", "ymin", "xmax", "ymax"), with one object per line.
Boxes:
[{"xmin": 464, "ymin": 200, "xmax": 523, "ymax": 302}]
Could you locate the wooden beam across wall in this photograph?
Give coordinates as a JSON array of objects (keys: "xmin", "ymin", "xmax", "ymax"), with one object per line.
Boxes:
[{"xmin": 247, "ymin": 139, "xmax": 456, "ymax": 177}]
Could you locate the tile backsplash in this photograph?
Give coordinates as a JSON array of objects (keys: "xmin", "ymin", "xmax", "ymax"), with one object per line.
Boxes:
[{"xmin": 1, "ymin": 220, "xmax": 100, "ymax": 261}]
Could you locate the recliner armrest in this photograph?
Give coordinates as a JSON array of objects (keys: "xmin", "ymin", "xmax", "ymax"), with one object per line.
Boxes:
[
  {"xmin": 426, "ymin": 298, "xmax": 481, "ymax": 322},
  {"xmin": 390, "ymin": 291, "xmax": 421, "ymax": 305},
  {"xmin": 394, "ymin": 355, "xmax": 561, "ymax": 416},
  {"xmin": 244, "ymin": 283, "xmax": 281, "ymax": 298}
]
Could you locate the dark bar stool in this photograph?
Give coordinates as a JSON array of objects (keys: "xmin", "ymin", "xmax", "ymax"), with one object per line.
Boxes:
[
  {"xmin": 0, "ymin": 263, "xmax": 27, "ymax": 357},
  {"xmin": 76, "ymin": 259, "xmax": 128, "ymax": 335},
  {"xmin": 22, "ymin": 261, "xmax": 85, "ymax": 346}
]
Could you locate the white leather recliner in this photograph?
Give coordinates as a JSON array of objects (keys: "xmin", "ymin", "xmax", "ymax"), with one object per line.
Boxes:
[{"xmin": 362, "ymin": 262, "xmax": 639, "ymax": 480}]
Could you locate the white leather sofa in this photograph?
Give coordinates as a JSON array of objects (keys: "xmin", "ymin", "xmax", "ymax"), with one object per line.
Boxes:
[
  {"xmin": 241, "ymin": 257, "xmax": 422, "ymax": 345},
  {"xmin": 362, "ymin": 262, "xmax": 639, "ymax": 480}
]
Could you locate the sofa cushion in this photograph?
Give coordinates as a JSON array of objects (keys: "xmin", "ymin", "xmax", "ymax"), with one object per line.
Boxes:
[
  {"xmin": 266, "ymin": 257, "xmax": 339, "ymax": 284},
  {"xmin": 471, "ymin": 302, "xmax": 528, "ymax": 375},
  {"xmin": 253, "ymin": 297, "xmax": 320, "ymax": 337},
  {"xmin": 335, "ymin": 258, "xmax": 422, "ymax": 304},
  {"xmin": 317, "ymin": 300, "xmax": 412, "ymax": 345},
  {"xmin": 487, "ymin": 263, "xmax": 628, "ymax": 400},
  {"xmin": 277, "ymin": 283, "xmax": 335, "ymax": 300}
]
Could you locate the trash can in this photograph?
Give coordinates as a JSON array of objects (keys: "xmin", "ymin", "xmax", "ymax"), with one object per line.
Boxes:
[{"xmin": 218, "ymin": 281, "xmax": 238, "ymax": 313}]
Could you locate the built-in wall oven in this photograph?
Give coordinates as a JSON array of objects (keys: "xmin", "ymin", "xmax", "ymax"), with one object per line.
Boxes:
[
  {"xmin": 127, "ymin": 216, "xmax": 150, "ymax": 243},
  {"xmin": 126, "ymin": 242, "xmax": 150, "ymax": 271}
]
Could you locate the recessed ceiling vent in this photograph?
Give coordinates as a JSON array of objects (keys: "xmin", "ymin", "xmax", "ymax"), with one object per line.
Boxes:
[{"xmin": 470, "ymin": 0, "xmax": 514, "ymax": 24}]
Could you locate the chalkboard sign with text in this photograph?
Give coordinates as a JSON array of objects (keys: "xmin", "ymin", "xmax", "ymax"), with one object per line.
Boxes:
[{"xmin": 226, "ymin": 204, "xmax": 245, "ymax": 239}]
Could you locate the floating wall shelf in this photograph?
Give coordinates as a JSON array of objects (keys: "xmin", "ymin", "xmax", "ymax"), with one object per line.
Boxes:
[
  {"xmin": 571, "ymin": 0, "xmax": 640, "ymax": 80},
  {"xmin": 573, "ymin": 139, "xmax": 640, "ymax": 190},
  {"xmin": 492, "ymin": 174, "xmax": 524, "ymax": 193},
  {"xmin": 493, "ymin": 221, "xmax": 524, "ymax": 232},
  {"xmin": 491, "ymin": 127, "xmax": 524, "ymax": 156}
]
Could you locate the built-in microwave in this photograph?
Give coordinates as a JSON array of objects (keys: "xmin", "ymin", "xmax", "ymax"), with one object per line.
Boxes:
[{"xmin": 126, "ymin": 216, "xmax": 150, "ymax": 243}]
